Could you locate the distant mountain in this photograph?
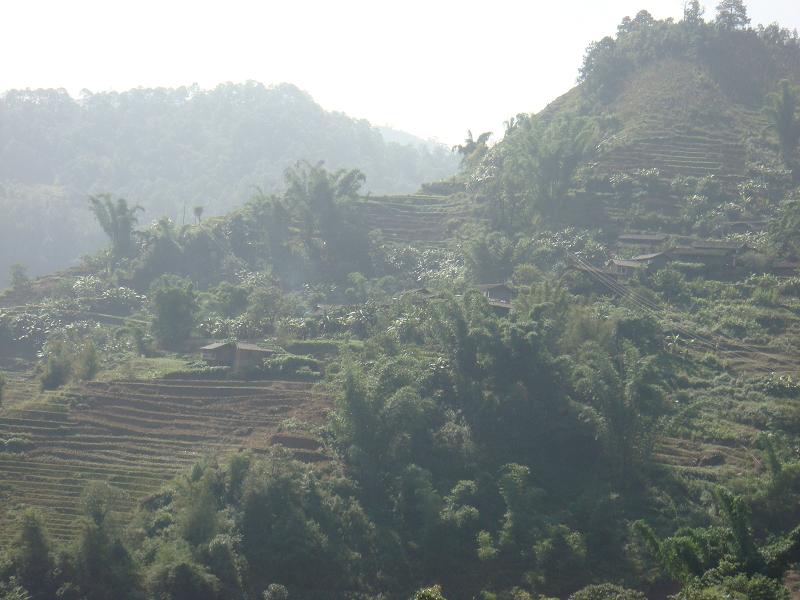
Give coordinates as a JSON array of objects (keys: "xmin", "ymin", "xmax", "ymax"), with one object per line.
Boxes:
[{"xmin": 0, "ymin": 82, "xmax": 457, "ymax": 286}]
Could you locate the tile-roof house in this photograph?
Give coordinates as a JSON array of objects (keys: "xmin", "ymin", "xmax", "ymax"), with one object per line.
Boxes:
[
  {"xmin": 200, "ymin": 341, "xmax": 274, "ymax": 372},
  {"xmin": 476, "ymin": 283, "xmax": 516, "ymax": 304}
]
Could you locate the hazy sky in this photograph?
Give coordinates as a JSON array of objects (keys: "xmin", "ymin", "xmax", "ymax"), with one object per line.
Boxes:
[{"xmin": 2, "ymin": 1, "xmax": 799, "ymax": 145}]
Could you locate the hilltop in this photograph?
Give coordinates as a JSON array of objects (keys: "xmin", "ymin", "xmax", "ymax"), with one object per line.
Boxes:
[{"xmin": 469, "ymin": 12, "xmax": 800, "ymax": 237}]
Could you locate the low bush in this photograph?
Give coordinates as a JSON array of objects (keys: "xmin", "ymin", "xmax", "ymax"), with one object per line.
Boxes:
[
  {"xmin": 3, "ymin": 437, "xmax": 34, "ymax": 453},
  {"xmin": 263, "ymin": 354, "xmax": 322, "ymax": 379}
]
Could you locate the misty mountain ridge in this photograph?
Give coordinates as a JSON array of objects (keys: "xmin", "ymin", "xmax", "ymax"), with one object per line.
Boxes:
[{"xmin": 0, "ymin": 81, "xmax": 457, "ymax": 286}]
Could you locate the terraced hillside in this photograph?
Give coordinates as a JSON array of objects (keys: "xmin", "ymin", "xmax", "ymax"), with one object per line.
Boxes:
[
  {"xmin": 0, "ymin": 378, "xmax": 330, "ymax": 546},
  {"xmin": 596, "ymin": 125, "xmax": 748, "ymax": 182},
  {"xmin": 362, "ymin": 194, "xmax": 471, "ymax": 246},
  {"xmin": 597, "ymin": 58, "xmax": 753, "ymax": 176}
]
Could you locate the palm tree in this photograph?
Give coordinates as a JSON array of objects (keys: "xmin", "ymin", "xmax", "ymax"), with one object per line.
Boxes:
[
  {"xmin": 88, "ymin": 194, "xmax": 143, "ymax": 259},
  {"xmin": 192, "ymin": 205, "xmax": 204, "ymax": 224},
  {"xmin": 764, "ymin": 80, "xmax": 800, "ymax": 167},
  {"xmin": 452, "ymin": 130, "xmax": 492, "ymax": 171}
]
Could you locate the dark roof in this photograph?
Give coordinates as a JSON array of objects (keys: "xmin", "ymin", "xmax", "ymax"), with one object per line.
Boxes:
[
  {"xmin": 488, "ymin": 300, "xmax": 512, "ymax": 311},
  {"xmin": 201, "ymin": 341, "xmax": 234, "ymax": 351},
  {"xmin": 631, "ymin": 252, "xmax": 666, "ymax": 261},
  {"xmin": 236, "ymin": 342, "xmax": 274, "ymax": 353},
  {"xmin": 773, "ymin": 260, "xmax": 800, "ymax": 270},
  {"xmin": 402, "ymin": 287, "xmax": 437, "ymax": 298},
  {"xmin": 611, "ymin": 259, "xmax": 647, "ymax": 269},
  {"xmin": 691, "ymin": 240, "xmax": 748, "ymax": 250},
  {"xmin": 618, "ymin": 233, "xmax": 668, "ymax": 243},
  {"xmin": 667, "ymin": 246, "xmax": 731, "ymax": 258},
  {"xmin": 476, "ymin": 283, "xmax": 514, "ymax": 292}
]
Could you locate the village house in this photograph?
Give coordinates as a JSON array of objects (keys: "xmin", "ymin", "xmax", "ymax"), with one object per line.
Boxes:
[
  {"xmin": 616, "ymin": 233, "xmax": 668, "ymax": 250},
  {"xmin": 400, "ymin": 287, "xmax": 439, "ymax": 303},
  {"xmin": 476, "ymin": 283, "xmax": 516, "ymax": 314},
  {"xmin": 609, "ymin": 259, "xmax": 649, "ymax": 279},
  {"xmin": 476, "ymin": 283, "xmax": 516, "ymax": 304},
  {"xmin": 691, "ymin": 240, "xmax": 750, "ymax": 267},
  {"xmin": 773, "ymin": 260, "xmax": 800, "ymax": 276},
  {"xmin": 666, "ymin": 246, "xmax": 735, "ymax": 268},
  {"xmin": 200, "ymin": 341, "xmax": 275, "ymax": 372}
]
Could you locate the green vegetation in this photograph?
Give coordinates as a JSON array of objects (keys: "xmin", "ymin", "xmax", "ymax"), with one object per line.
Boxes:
[
  {"xmin": 2, "ymin": 2, "xmax": 800, "ymax": 599},
  {"xmin": 763, "ymin": 80, "xmax": 800, "ymax": 168}
]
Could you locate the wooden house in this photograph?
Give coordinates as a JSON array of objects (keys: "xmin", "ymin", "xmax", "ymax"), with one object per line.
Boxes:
[
  {"xmin": 400, "ymin": 287, "xmax": 439, "ymax": 303},
  {"xmin": 200, "ymin": 341, "xmax": 274, "ymax": 372},
  {"xmin": 690, "ymin": 240, "xmax": 749, "ymax": 267},
  {"xmin": 616, "ymin": 233, "xmax": 668, "ymax": 249},
  {"xmin": 631, "ymin": 252, "xmax": 669, "ymax": 269},
  {"xmin": 476, "ymin": 283, "xmax": 516, "ymax": 304},
  {"xmin": 773, "ymin": 260, "xmax": 800, "ymax": 276},
  {"xmin": 609, "ymin": 259, "xmax": 649, "ymax": 278},
  {"xmin": 666, "ymin": 246, "xmax": 733, "ymax": 267}
]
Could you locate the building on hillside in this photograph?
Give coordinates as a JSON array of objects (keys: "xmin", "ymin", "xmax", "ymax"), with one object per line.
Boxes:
[
  {"xmin": 476, "ymin": 283, "xmax": 516, "ymax": 315},
  {"xmin": 690, "ymin": 240, "xmax": 750, "ymax": 267},
  {"xmin": 718, "ymin": 220, "xmax": 767, "ymax": 234},
  {"xmin": 773, "ymin": 260, "xmax": 800, "ymax": 276},
  {"xmin": 400, "ymin": 287, "xmax": 439, "ymax": 303},
  {"xmin": 476, "ymin": 283, "xmax": 516, "ymax": 304},
  {"xmin": 609, "ymin": 259, "xmax": 649, "ymax": 279},
  {"xmin": 616, "ymin": 233, "xmax": 668, "ymax": 249},
  {"xmin": 631, "ymin": 252, "xmax": 670, "ymax": 270},
  {"xmin": 200, "ymin": 341, "xmax": 275, "ymax": 372},
  {"xmin": 666, "ymin": 246, "xmax": 736, "ymax": 268}
]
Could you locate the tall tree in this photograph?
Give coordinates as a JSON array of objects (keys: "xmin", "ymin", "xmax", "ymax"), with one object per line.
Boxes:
[
  {"xmin": 88, "ymin": 194, "xmax": 143, "ymax": 259},
  {"xmin": 683, "ymin": 0, "xmax": 705, "ymax": 24},
  {"xmin": 715, "ymin": 0, "xmax": 750, "ymax": 30},
  {"xmin": 452, "ymin": 130, "xmax": 492, "ymax": 171},
  {"xmin": 764, "ymin": 80, "xmax": 800, "ymax": 167},
  {"xmin": 149, "ymin": 275, "xmax": 198, "ymax": 348}
]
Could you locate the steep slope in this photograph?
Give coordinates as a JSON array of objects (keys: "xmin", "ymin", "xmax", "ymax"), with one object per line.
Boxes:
[{"xmin": 594, "ymin": 58, "xmax": 752, "ymax": 183}]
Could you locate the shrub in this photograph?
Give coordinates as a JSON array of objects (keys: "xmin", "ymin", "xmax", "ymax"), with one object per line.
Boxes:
[
  {"xmin": 72, "ymin": 342, "xmax": 100, "ymax": 381},
  {"xmin": 40, "ymin": 341, "xmax": 73, "ymax": 390},
  {"xmin": 150, "ymin": 275, "xmax": 198, "ymax": 348},
  {"xmin": 263, "ymin": 354, "xmax": 322, "ymax": 378},
  {"xmin": 412, "ymin": 585, "xmax": 447, "ymax": 600},
  {"xmin": 263, "ymin": 584, "xmax": 290, "ymax": 600},
  {"xmin": 568, "ymin": 583, "xmax": 646, "ymax": 600},
  {"xmin": 3, "ymin": 438, "xmax": 34, "ymax": 453}
]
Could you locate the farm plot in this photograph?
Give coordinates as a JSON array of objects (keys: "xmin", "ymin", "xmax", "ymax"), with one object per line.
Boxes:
[
  {"xmin": 362, "ymin": 194, "xmax": 472, "ymax": 247},
  {"xmin": 0, "ymin": 378, "xmax": 331, "ymax": 546}
]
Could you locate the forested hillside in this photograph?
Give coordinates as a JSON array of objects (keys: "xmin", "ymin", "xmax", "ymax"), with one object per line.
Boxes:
[
  {"xmin": 0, "ymin": 82, "xmax": 456, "ymax": 287},
  {"xmin": 2, "ymin": 3, "xmax": 800, "ymax": 600}
]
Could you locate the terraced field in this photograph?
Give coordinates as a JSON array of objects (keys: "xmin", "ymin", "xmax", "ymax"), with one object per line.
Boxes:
[
  {"xmin": 597, "ymin": 125, "xmax": 747, "ymax": 181},
  {"xmin": 0, "ymin": 378, "xmax": 330, "ymax": 546},
  {"xmin": 362, "ymin": 194, "xmax": 472, "ymax": 246}
]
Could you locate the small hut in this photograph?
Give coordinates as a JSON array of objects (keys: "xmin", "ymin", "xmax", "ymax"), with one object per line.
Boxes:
[{"xmin": 200, "ymin": 341, "xmax": 275, "ymax": 372}]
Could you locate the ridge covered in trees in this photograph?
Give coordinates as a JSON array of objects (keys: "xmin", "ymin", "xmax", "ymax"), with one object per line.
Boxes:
[{"xmin": 0, "ymin": 82, "xmax": 457, "ymax": 287}]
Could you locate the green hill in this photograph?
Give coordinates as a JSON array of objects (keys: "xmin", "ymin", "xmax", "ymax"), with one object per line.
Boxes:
[{"xmin": 469, "ymin": 14, "xmax": 800, "ymax": 236}]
